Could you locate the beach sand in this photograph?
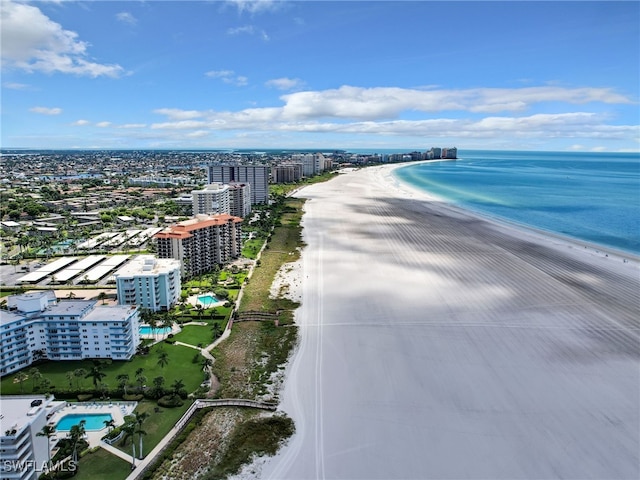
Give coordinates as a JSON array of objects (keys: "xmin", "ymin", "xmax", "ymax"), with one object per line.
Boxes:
[{"xmin": 256, "ymin": 164, "xmax": 639, "ymax": 480}]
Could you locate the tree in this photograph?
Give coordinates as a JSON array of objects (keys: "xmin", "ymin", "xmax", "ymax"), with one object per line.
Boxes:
[
  {"xmin": 171, "ymin": 379, "xmax": 185, "ymax": 397},
  {"xmin": 135, "ymin": 368, "xmax": 146, "ymax": 393},
  {"xmin": 85, "ymin": 362, "xmax": 106, "ymax": 388},
  {"xmin": 120, "ymin": 420, "xmax": 137, "ymax": 470},
  {"xmin": 66, "ymin": 371, "xmax": 75, "ymax": 389},
  {"xmin": 134, "ymin": 412, "xmax": 149, "ymax": 458},
  {"xmin": 104, "ymin": 418, "xmax": 116, "ymax": 433},
  {"xmin": 97, "ymin": 291, "xmax": 108, "ymax": 305},
  {"xmin": 73, "ymin": 368, "xmax": 87, "ymax": 390},
  {"xmin": 116, "ymin": 373, "xmax": 130, "ymax": 395},
  {"xmin": 28, "ymin": 367, "xmax": 42, "ymax": 392},
  {"xmin": 151, "ymin": 376, "xmax": 165, "ymax": 398},
  {"xmin": 212, "ymin": 322, "xmax": 223, "ymax": 340},
  {"xmin": 37, "ymin": 425, "xmax": 56, "ymax": 472},
  {"xmin": 68, "ymin": 420, "xmax": 86, "ymax": 463},
  {"xmin": 15, "ymin": 371, "xmax": 28, "ymax": 394},
  {"xmin": 157, "ymin": 350, "xmax": 169, "ymax": 370},
  {"xmin": 66, "ymin": 291, "xmax": 77, "ymax": 300}
]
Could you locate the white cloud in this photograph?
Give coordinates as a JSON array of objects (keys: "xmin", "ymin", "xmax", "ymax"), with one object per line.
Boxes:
[
  {"xmin": 71, "ymin": 119, "xmax": 90, "ymax": 126},
  {"xmin": 118, "ymin": 123, "xmax": 147, "ymax": 129},
  {"xmin": 116, "ymin": 12, "xmax": 137, "ymax": 26},
  {"xmin": 3, "ymin": 82, "xmax": 30, "ymax": 90},
  {"xmin": 266, "ymin": 77, "xmax": 304, "ymax": 91},
  {"xmin": 153, "ymin": 108, "xmax": 204, "ymax": 120},
  {"xmin": 30, "ymin": 106, "xmax": 61, "ymax": 115},
  {"xmin": 1, "ymin": 0, "xmax": 125, "ymax": 77},
  {"xmin": 96, "ymin": 121, "xmax": 111, "ymax": 128},
  {"xmin": 226, "ymin": 0, "xmax": 284, "ymax": 15},
  {"xmin": 227, "ymin": 25, "xmax": 269, "ymax": 41},
  {"xmin": 205, "ymin": 69, "xmax": 248, "ymax": 86}
]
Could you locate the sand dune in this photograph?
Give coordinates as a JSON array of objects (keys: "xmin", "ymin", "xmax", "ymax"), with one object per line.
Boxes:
[{"xmin": 260, "ymin": 165, "xmax": 639, "ymax": 480}]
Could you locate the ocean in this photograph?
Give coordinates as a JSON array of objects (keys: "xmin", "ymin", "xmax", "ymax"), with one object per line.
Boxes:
[{"xmin": 394, "ymin": 150, "xmax": 640, "ymax": 256}]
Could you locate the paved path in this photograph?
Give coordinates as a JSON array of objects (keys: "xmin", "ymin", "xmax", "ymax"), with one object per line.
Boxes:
[{"xmin": 100, "ymin": 441, "xmax": 135, "ymax": 464}]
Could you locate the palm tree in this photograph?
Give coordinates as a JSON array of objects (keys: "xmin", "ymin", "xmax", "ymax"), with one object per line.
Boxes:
[
  {"xmin": 97, "ymin": 291, "xmax": 108, "ymax": 305},
  {"xmin": 134, "ymin": 412, "xmax": 149, "ymax": 459},
  {"xmin": 66, "ymin": 371, "xmax": 75, "ymax": 389},
  {"xmin": 135, "ymin": 368, "xmax": 146, "ymax": 393},
  {"xmin": 157, "ymin": 350, "xmax": 169, "ymax": 370},
  {"xmin": 28, "ymin": 367, "xmax": 41, "ymax": 392},
  {"xmin": 68, "ymin": 420, "xmax": 86, "ymax": 463},
  {"xmin": 85, "ymin": 362, "xmax": 106, "ymax": 389},
  {"xmin": 66, "ymin": 291, "xmax": 76, "ymax": 300},
  {"xmin": 73, "ymin": 368, "xmax": 87, "ymax": 390},
  {"xmin": 120, "ymin": 421, "xmax": 137, "ymax": 470},
  {"xmin": 103, "ymin": 418, "xmax": 116, "ymax": 433},
  {"xmin": 171, "ymin": 379, "xmax": 185, "ymax": 397},
  {"xmin": 15, "ymin": 371, "xmax": 28, "ymax": 394},
  {"xmin": 195, "ymin": 303, "xmax": 204, "ymax": 321},
  {"xmin": 36, "ymin": 425, "xmax": 56, "ymax": 472},
  {"xmin": 116, "ymin": 373, "xmax": 130, "ymax": 395},
  {"xmin": 212, "ymin": 322, "xmax": 223, "ymax": 340}
]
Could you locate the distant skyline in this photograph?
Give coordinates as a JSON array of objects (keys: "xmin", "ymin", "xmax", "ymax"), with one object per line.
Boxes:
[{"xmin": 1, "ymin": 1, "xmax": 639, "ymax": 152}]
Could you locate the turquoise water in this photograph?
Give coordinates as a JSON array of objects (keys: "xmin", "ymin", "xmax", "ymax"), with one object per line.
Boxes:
[
  {"xmin": 56, "ymin": 413, "xmax": 113, "ymax": 431},
  {"xmin": 139, "ymin": 325, "xmax": 171, "ymax": 335},
  {"xmin": 198, "ymin": 294, "xmax": 218, "ymax": 306},
  {"xmin": 394, "ymin": 150, "xmax": 640, "ymax": 255}
]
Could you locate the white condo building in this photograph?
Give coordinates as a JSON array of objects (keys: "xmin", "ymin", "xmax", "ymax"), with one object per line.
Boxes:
[
  {"xmin": 192, "ymin": 183, "xmax": 231, "ymax": 216},
  {"xmin": 114, "ymin": 255, "xmax": 181, "ymax": 312},
  {"xmin": 0, "ymin": 396, "xmax": 52, "ymax": 480},
  {"xmin": 0, "ymin": 291, "xmax": 140, "ymax": 376}
]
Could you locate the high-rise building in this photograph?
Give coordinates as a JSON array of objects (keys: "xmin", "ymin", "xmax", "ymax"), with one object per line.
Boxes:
[
  {"xmin": 272, "ymin": 163, "xmax": 303, "ymax": 183},
  {"xmin": 207, "ymin": 165, "xmax": 269, "ymax": 204},
  {"xmin": 114, "ymin": 255, "xmax": 182, "ymax": 312},
  {"xmin": 0, "ymin": 396, "xmax": 52, "ymax": 480},
  {"xmin": 191, "ymin": 183, "xmax": 231, "ymax": 216},
  {"xmin": 0, "ymin": 291, "xmax": 140, "ymax": 375},
  {"xmin": 154, "ymin": 214, "xmax": 242, "ymax": 278},
  {"xmin": 227, "ymin": 183, "xmax": 252, "ymax": 218}
]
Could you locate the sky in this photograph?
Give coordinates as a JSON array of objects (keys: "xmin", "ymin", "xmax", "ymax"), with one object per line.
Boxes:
[{"xmin": 1, "ymin": 0, "xmax": 639, "ymax": 152}]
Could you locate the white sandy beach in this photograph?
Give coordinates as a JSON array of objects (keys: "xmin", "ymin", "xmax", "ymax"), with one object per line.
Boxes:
[{"xmin": 256, "ymin": 164, "xmax": 639, "ymax": 480}]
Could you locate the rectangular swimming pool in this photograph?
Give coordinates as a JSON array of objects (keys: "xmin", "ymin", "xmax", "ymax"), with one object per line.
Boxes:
[
  {"xmin": 139, "ymin": 325, "xmax": 171, "ymax": 335},
  {"xmin": 55, "ymin": 413, "xmax": 113, "ymax": 431}
]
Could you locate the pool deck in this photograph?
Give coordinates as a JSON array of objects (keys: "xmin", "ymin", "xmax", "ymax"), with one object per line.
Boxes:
[{"xmin": 48, "ymin": 401, "xmax": 137, "ymax": 449}]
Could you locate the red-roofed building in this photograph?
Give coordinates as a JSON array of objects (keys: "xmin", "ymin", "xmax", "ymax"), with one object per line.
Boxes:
[{"xmin": 154, "ymin": 213, "xmax": 243, "ymax": 278}]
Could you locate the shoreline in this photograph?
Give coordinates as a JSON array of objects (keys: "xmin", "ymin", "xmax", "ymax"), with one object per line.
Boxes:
[{"xmin": 380, "ymin": 161, "xmax": 640, "ymax": 274}]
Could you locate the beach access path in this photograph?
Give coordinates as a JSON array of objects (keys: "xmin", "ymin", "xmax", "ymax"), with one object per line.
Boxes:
[{"xmin": 260, "ymin": 164, "xmax": 640, "ymax": 480}]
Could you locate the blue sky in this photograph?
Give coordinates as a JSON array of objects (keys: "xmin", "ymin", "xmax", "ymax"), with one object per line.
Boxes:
[{"xmin": 1, "ymin": 0, "xmax": 639, "ymax": 151}]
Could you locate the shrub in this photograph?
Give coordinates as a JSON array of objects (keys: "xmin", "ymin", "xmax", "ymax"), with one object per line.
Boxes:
[
  {"xmin": 157, "ymin": 394, "xmax": 184, "ymax": 408},
  {"xmin": 77, "ymin": 394, "xmax": 93, "ymax": 401},
  {"xmin": 123, "ymin": 393, "xmax": 144, "ymax": 401}
]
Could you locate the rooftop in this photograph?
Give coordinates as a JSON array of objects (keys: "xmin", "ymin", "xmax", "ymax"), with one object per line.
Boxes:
[{"xmin": 0, "ymin": 396, "xmax": 51, "ymax": 436}]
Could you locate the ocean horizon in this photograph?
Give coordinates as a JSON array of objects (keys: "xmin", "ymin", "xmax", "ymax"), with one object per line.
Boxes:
[{"xmin": 394, "ymin": 150, "xmax": 640, "ymax": 256}]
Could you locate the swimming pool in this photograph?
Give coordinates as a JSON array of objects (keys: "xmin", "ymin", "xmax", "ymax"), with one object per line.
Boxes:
[
  {"xmin": 197, "ymin": 294, "xmax": 219, "ymax": 306},
  {"xmin": 56, "ymin": 413, "xmax": 113, "ymax": 431},
  {"xmin": 139, "ymin": 325, "xmax": 172, "ymax": 335}
]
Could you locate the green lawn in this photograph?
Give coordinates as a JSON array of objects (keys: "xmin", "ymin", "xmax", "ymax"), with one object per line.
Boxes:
[
  {"xmin": 0, "ymin": 342, "xmax": 204, "ymax": 396},
  {"xmin": 73, "ymin": 447, "xmax": 132, "ymax": 480},
  {"xmin": 172, "ymin": 324, "xmax": 216, "ymax": 347},
  {"xmin": 114, "ymin": 399, "xmax": 193, "ymax": 458}
]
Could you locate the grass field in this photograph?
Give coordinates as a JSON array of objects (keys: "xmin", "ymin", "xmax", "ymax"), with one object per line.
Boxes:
[
  {"xmin": 171, "ymin": 324, "xmax": 219, "ymax": 347},
  {"xmin": 74, "ymin": 447, "xmax": 132, "ymax": 480},
  {"xmin": 0, "ymin": 342, "xmax": 205, "ymax": 396},
  {"xmin": 114, "ymin": 399, "xmax": 193, "ymax": 458}
]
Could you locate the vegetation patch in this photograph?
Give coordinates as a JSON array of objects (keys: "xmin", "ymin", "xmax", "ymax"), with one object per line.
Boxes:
[{"xmin": 203, "ymin": 414, "xmax": 295, "ymax": 480}]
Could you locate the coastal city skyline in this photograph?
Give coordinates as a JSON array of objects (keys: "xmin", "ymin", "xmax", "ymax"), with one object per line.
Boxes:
[{"xmin": 2, "ymin": 1, "xmax": 639, "ymax": 152}]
